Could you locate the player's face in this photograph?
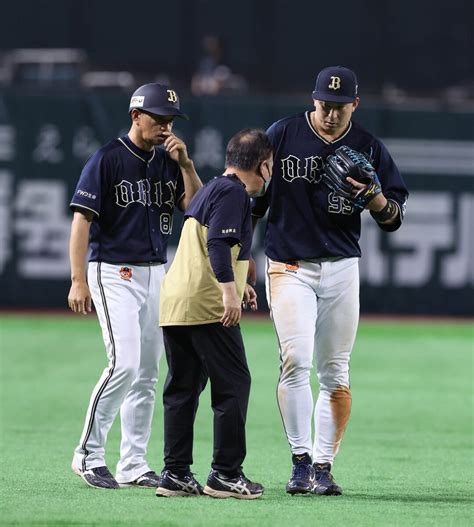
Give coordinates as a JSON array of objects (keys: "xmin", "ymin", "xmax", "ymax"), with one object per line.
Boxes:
[
  {"xmin": 135, "ymin": 110, "xmax": 174, "ymax": 146},
  {"xmin": 313, "ymin": 99, "xmax": 359, "ymax": 136}
]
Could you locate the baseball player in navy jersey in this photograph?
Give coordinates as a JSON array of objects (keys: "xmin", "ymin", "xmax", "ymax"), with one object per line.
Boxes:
[
  {"xmin": 251, "ymin": 66, "xmax": 409, "ymax": 496},
  {"xmin": 67, "ymin": 83, "xmax": 202, "ymax": 489},
  {"xmin": 155, "ymin": 129, "xmax": 272, "ymax": 499}
]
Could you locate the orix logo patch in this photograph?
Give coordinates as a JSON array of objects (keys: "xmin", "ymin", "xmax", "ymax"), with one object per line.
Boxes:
[{"xmin": 119, "ymin": 267, "xmax": 133, "ymax": 281}]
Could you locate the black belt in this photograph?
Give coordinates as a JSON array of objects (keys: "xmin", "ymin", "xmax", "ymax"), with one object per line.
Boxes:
[
  {"xmin": 132, "ymin": 262, "xmax": 163, "ymax": 267},
  {"xmin": 102, "ymin": 261, "xmax": 164, "ymax": 267}
]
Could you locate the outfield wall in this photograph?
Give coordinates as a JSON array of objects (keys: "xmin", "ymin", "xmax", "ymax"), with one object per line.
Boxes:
[{"xmin": 0, "ymin": 89, "xmax": 472, "ymax": 315}]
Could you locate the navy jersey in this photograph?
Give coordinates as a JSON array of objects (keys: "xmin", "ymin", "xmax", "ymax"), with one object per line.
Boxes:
[
  {"xmin": 70, "ymin": 135, "xmax": 185, "ymax": 263},
  {"xmin": 185, "ymin": 174, "xmax": 252, "ymax": 261},
  {"xmin": 252, "ymin": 112, "xmax": 408, "ymax": 261}
]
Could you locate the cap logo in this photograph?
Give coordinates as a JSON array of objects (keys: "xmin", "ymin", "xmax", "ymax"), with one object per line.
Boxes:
[
  {"xmin": 328, "ymin": 76, "xmax": 341, "ymax": 90},
  {"xmin": 167, "ymin": 90, "xmax": 178, "ymax": 103},
  {"xmin": 130, "ymin": 95, "xmax": 144, "ymax": 107}
]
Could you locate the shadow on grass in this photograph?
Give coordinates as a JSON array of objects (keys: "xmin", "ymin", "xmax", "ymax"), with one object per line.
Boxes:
[{"xmin": 344, "ymin": 492, "xmax": 473, "ymax": 505}]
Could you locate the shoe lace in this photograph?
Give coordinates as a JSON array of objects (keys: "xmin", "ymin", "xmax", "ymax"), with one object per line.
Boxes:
[
  {"xmin": 184, "ymin": 472, "xmax": 199, "ymax": 483},
  {"xmin": 315, "ymin": 468, "xmax": 335, "ymax": 484},
  {"xmin": 142, "ymin": 470, "xmax": 158, "ymax": 478},
  {"xmin": 292, "ymin": 463, "xmax": 312, "ymax": 480},
  {"xmin": 94, "ymin": 466, "xmax": 114, "ymax": 478}
]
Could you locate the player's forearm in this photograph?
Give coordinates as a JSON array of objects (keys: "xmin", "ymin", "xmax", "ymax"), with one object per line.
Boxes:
[
  {"xmin": 179, "ymin": 160, "xmax": 203, "ymax": 209},
  {"xmin": 69, "ymin": 213, "xmax": 92, "ymax": 282},
  {"xmin": 368, "ymin": 195, "xmax": 399, "ymax": 225}
]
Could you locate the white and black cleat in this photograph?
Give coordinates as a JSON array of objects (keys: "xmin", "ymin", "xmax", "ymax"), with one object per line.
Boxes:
[
  {"xmin": 72, "ymin": 464, "xmax": 119, "ymax": 489},
  {"xmin": 203, "ymin": 469, "xmax": 264, "ymax": 500},
  {"xmin": 155, "ymin": 469, "xmax": 204, "ymax": 497}
]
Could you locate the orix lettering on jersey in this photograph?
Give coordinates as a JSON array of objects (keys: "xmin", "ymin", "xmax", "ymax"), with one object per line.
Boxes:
[
  {"xmin": 114, "ymin": 178, "xmax": 177, "ymax": 208},
  {"xmin": 280, "ymin": 155, "xmax": 324, "ymax": 184}
]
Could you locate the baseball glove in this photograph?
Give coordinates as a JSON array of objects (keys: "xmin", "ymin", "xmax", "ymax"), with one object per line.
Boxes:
[{"xmin": 322, "ymin": 145, "xmax": 382, "ymax": 209}]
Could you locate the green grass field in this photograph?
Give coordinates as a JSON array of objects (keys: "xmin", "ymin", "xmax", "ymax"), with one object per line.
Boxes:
[{"xmin": 0, "ymin": 315, "xmax": 472, "ymax": 526}]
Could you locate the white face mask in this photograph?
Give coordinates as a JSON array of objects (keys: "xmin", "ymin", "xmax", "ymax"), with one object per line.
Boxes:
[
  {"xmin": 253, "ymin": 176, "xmax": 271, "ymax": 197},
  {"xmin": 252, "ymin": 162, "xmax": 272, "ymax": 197}
]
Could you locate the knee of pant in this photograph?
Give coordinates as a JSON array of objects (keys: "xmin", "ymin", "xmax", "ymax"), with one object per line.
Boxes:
[
  {"xmin": 136, "ymin": 363, "xmax": 159, "ymax": 384},
  {"xmin": 279, "ymin": 357, "xmax": 312, "ymax": 387},
  {"xmin": 114, "ymin": 363, "xmax": 139, "ymax": 384},
  {"xmin": 281, "ymin": 353, "xmax": 312, "ymax": 376},
  {"xmin": 241, "ymin": 370, "xmax": 251, "ymax": 392},
  {"xmin": 317, "ymin": 361, "xmax": 350, "ymax": 392}
]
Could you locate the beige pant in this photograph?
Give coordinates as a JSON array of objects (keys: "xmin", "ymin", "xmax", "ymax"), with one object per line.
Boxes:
[{"xmin": 266, "ymin": 257, "xmax": 359, "ymax": 464}]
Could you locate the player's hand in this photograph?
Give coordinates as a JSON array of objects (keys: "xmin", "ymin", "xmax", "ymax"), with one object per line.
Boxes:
[
  {"xmin": 242, "ymin": 284, "xmax": 257, "ymax": 311},
  {"xmin": 347, "ymin": 176, "xmax": 388, "ymax": 211},
  {"xmin": 346, "ymin": 176, "xmax": 368, "ymax": 197},
  {"xmin": 247, "ymin": 255, "xmax": 257, "ymax": 286},
  {"xmin": 162, "ymin": 132, "xmax": 192, "ymax": 169},
  {"xmin": 220, "ymin": 286, "xmax": 241, "ymax": 327},
  {"xmin": 68, "ymin": 281, "xmax": 92, "ymax": 315}
]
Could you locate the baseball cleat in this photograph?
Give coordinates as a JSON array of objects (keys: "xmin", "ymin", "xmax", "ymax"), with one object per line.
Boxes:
[
  {"xmin": 312, "ymin": 463, "xmax": 342, "ymax": 496},
  {"xmin": 119, "ymin": 470, "xmax": 162, "ymax": 488},
  {"xmin": 155, "ymin": 470, "xmax": 204, "ymax": 497},
  {"xmin": 203, "ymin": 470, "xmax": 264, "ymax": 499},
  {"xmin": 72, "ymin": 464, "xmax": 119, "ymax": 489},
  {"xmin": 286, "ymin": 453, "xmax": 315, "ymax": 495}
]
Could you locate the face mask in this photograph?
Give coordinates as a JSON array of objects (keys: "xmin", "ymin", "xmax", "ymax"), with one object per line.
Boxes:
[
  {"xmin": 253, "ymin": 163, "xmax": 271, "ymax": 197},
  {"xmin": 253, "ymin": 176, "xmax": 271, "ymax": 197}
]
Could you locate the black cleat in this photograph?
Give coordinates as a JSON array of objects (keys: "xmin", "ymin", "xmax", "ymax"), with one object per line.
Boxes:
[
  {"xmin": 312, "ymin": 463, "xmax": 342, "ymax": 496},
  {"xmin": 204, "ymin": 470, "xmax": 264, "ymax": 500},
  {"xmin": 155, "ymin": 470, "xmax": 204, "ymax": 497},
  {"xmin": 286, "ymin": 454, "xmax": 315, "ymax": 495},
  {"xmin": 119, "ymin": 470, "xmax": 162, "ymax": 488},
  {"xmin": 72, "ymin": 464, "xmax": 119, "ymax": 489}
]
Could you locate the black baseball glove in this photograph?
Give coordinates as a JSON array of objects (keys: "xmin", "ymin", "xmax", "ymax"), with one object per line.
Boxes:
[{"xmin": 322, "ymin": 145, "xmax": 382, "ymax": 209}]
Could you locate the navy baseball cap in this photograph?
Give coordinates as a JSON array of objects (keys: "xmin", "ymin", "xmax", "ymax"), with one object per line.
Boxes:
[
  {"xmin": 312, "ymin": 66, "xmax": 358, "ymax": 103},
  {"xmin": 129, "ymin": 83, "xmax": 189, "ymax": 119}
]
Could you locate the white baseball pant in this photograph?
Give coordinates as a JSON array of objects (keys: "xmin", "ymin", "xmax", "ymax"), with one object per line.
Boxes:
[
  {"xmin": 266, "ymin": 257, "xmax": 359, "ymax": 465},
  {"xmin": 72, "ymin": 262, "xmax": 165, "ymax": 483}
]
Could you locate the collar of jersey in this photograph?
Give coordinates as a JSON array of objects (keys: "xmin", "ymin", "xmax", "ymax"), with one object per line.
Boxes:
[
  {"xmin": 220, "ymin": 173, "xmax": 246, "ymax": 188},
  {"xmin": 119, "ymin": 135, "xmax": 156, "ymax": 164},
  {"xmin": 305, "ymin": 111, "xmax": 352, "ymax": 145}
]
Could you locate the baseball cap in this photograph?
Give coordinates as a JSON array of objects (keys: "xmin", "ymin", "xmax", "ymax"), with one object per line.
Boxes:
[
  {"xmin": 129, "ymin": 83, "xmax": 189, "ymax": 119},
  {"xmin": 312, "ymin": 66, "xmax": 358, "ymax": 103}
]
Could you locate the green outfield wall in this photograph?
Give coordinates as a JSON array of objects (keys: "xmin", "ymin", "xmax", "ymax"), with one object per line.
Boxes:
[{"xmin": 0, "ymin": 89, "xmax": 472, "ymax": 314}]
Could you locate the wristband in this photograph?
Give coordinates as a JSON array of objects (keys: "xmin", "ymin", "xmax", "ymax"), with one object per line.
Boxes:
[{"xmin": 371, "ymin": 199, "xmax": 397, "ymax": 223}]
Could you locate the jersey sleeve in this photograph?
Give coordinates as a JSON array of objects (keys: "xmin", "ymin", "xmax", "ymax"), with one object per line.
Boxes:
[
  {"xmin": 207, "ymin": 185, "xmax": 247, "ymax": 244},
  {"xmin": 368, "ymin": 139, "xmax": 409, "ymax": 232},
  {"xmin": 208, "ymin": 237, "xmax": 235, "ymax": 282},
  {"xmin": 174, "ymin": 166, "xmax": 185, "ymax": 209},
  {"xmin": 69, "ymin": 151, "xmax": 106, "ymax": 217}
]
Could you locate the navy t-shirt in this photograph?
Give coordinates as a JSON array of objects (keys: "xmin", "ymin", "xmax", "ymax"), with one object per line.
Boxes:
[
  {"xmin": 70, "ymin": 135, "xmax": 185, "ymax": 263},
  {"xmin": 185, "ymin": 174, "xmax": 252, "ymax": 261},
  {"xmin": 252, "ymin": 112, "xmax": 409, "ymax": 261}
]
